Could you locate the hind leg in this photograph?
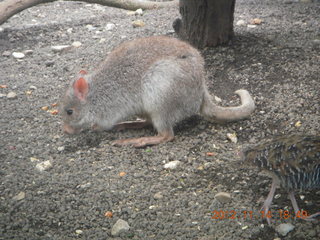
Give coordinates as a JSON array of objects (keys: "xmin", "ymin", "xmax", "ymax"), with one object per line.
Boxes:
[
  {"xmin": 112, "ymin": 114, "xmax": 175, "ymax": 147},
  {"xmin": 112, "ymin": 129, "xmax": 174, "ymax": 148}
]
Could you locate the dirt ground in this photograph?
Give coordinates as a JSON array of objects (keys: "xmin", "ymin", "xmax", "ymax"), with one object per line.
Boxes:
[{"xmin": 0, "ymin": 0, "xmax": 319, "ymax": 239}]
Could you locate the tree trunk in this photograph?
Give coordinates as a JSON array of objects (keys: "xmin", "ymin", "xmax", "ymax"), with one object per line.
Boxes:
[
  {"xmin": 0, "ymin": 0, "xmax": 178, "ymax": 26},
  {"xmin": 174, "ymin": 0, "xmax": 236, "ymax": 49}
]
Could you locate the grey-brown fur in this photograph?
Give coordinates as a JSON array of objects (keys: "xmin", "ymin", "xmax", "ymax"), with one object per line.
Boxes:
[{"xmin": 60, "ymin": 36, "xmax": 255, "ymax": 147}]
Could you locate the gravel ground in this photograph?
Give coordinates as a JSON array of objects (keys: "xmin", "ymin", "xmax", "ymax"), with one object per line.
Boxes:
[{"xmin": 0, "ymin": 0, "xmax": 319, "ymax": 239}]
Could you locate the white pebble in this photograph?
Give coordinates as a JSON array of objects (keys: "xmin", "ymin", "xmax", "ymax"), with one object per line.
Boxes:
[
  {"xmin": 72, "ymin": 41, "xmax": 82, "ymax": 47},
  {"xmin": 276, "ymin": 223, "xmax": 295, "ymax": 236},
  {"xmin": 12, "ymin": 191, "xmax": 25, "ymax": 201},
  {"xmin": 111, "ymin": 219, "xmax": 130, "ymax": 236},
  {"xmin": 236, "ymin": 20, "xmax": 246, "ymax": 26},
  {"xmin": 227, "ymin": 133, "xmax": 238, "ymax": 143},
  {"xmin": 214, "ymin": 96, "xmax": 222, "ymax": 103},
  {"xmin": 247, "ymin": 24, "xmax": 257, "ymax": 28},
  {"xmin": 105, "ymin": 23, "xmax": 116, "ymax": 31},
  {"xmin": 7, "ymin": 91, "xmax": 17, "ymax": 99},
  {"xmin": 36, "ymin": 160, "xmax": 52, "ymax": 172},
  {"xmin": 57, "ymin": 146, "xmax": 65, "ymax": 152},
  {"xmin": 12, "ymin": 52, "xmax": 25, "ymax": 59},
  {"xmin": 215, "ymin": 192, "xmax": 232, "ymax": 203},
  {"xmin": 51, "ymin": 45, "xmax": 71, "ymax": 53},
  {"xmin": 135, "ymin": 8, "xmax": 143, "ymax": 15},
  {"xmin": 29, "ymin": 85, "xmax": 37, "ymax": 90},
  {"xmin": 75, "ymin": 229, "xmax": 83, "ymax": 235},
  {"xmin": 164, "ymin": 160, "xmax": 182, "ymax": 170}
]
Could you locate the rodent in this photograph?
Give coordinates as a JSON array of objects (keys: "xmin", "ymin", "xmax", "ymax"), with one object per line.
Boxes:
[{"xmin": 60, "ymin": 36, "xmax": 255, "ymax": 147}]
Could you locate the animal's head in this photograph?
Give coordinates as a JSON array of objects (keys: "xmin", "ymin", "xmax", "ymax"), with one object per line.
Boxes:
[{"xmin": 60, "ymin": 70, "xmax": 90, "ymax": 134}]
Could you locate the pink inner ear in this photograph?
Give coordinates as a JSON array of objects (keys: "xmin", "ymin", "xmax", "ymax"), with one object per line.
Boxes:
[{"xmin": 73, "ymin": 77, "xmax": 89, "ymax": 101}]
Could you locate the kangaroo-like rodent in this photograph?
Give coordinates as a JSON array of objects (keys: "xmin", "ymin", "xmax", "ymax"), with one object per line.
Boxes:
[{"xmin": 61, "ymin": 36, "xmax": 255, "ymax": 147}]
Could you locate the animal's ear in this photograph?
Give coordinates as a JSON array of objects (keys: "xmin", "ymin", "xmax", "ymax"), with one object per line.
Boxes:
[{"xmin": 73, "ymin": 77, "xmax": 89, "ymax": 101}]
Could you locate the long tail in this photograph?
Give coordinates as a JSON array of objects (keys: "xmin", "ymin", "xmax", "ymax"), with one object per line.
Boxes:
[{"xmin": 200, "ymin": 88, "xmax": 255, "ymax": 122}]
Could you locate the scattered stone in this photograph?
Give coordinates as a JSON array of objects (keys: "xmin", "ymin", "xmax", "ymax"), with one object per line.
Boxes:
[
  {"xmin": 275, "ymin": 223, "xmax": 295, "ymax": 236},
  {"xmin": 29, "ymin": 86, "xmax": 37, "ymax": 90},
  {"xmin": 23, "ymin": 50, "xmax": 33, "ymax": 55},
  {"xmin": 111, "ymin": 219, "xmax": 130, "ymax": 236},
  {"xmin": 67, "ymin": 28, "xmax": 73, "ymax": 34},
  {"xmin": 214, "ymin": 192, "xmax": 231, "ymax": 203},
  {"xmin": 0, "ymin": 93, "xmax": 6, "ymax": 98},
  {"xmin": 0, "ymin": 27, "xmax": 3, "ymax": 32},
  {"xmin": 135, "ymin": 8, "xmax": 143, "ymax": 15},
  {"xmin": 75, "ymin": 229, "xmax": 83, "ymax": 235},
  {"xmin": 51, "ymin": 45, "xmax": 71, "ymax": 53},
  {"xmin": 13, "ymin": 191, "xmax": 25, "ymax": 201},
  {"xmin": 154, "ymin": 192, "xmax": 163, "ymax": 200},
  {"xmin": 2, "ymin": 51, "xmax": 11, "ymax": 57},
  {"xmin": 105, "ymin": 23, "xmax": 116, "ymax": 31},
  {"xmin": 214, "ymin": 96, "xmax": 222, "ymax": 103},
  {"xmin": 236, "ymin": 20, "xmax": 246, "ymax": 26},
  {"xmin": 30, "ymin": 157, "xmax": 40, "ymax": 162},
  {"xmin": 164, "ymin": 160, "xmax": 181, "ymax": 170},
  {"xmin": 57, "ymin": 146, "xmax": 65, "ymax": 152},
  {"xmin": 86, "ymin": 24, "xmax": 96, "ymax": 31},
  {"xmin": 7, "ymin": 91, "xmax": 17, "ymax": 99},
  {"xmin": 36, "ymin": 160, "xmax": 52, "ymax": 172},
  {"xmin": 132, "ymin": 20, "xmax": 145, "ymax": 28},
  {"xmin": 72, "ymin": 41, "xmax": 82, "ymax": 48},
  {"xmin": 227, "ymin": 133, "xmax": 238, "ymax": 143},
  {"xmin": 251, "ymin": 18, "xmax": 263, "ymax": 25},
  {"xmin": 126, "ymin": 11, "xmax": 136, "ymax": 16},
  {"xmin": 247, "ymin": 24, "xmax": 257, "ymax": 28},
  {"xmin": 12, "ymin": 52, "xmax": 25, "ymax": 59}
]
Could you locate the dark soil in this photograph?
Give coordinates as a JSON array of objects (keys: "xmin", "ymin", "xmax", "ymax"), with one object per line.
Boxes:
[{"xmin": 0, "ymin": 0, "xmax": 319, "ymax": 239}]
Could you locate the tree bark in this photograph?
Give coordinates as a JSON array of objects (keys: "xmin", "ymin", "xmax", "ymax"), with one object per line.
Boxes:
[
  {"xmin": 174, "ymin": 0, "xmax": 236, "ymax": 49},
  {"xmin": 0, "ymin": 0, "xmax": 178, "ymax": 26}
]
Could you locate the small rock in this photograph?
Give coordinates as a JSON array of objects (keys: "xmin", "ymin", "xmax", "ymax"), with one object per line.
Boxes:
[
  {"xmin": 0, "ymin": 93, "xmax": 6, "ymax": 98},
  {"xmin": 72, "ymin": 41, "xmax": 82, "ymax": 48},
  {"xmin": 251, "ymin": 18, "xmax": 262, "ymax": 25},
  {"xmin": 7, "ymin": 91, "xmax": 17, "ymax": 99},
  {"xmin": 247, "ymin": 24, "xmax": 257, "ymax": 28},
  {"xmin": 154, "ymin": 192, "xmax": 163, "ymax": 200},
  {"xmin": 57, "ymin": 146, "xmax": 65, "ymax": 152},
  {"xmin": 135, "ymin": 8, "xmax": 143, "ymax": 15},
  {"xmin": 51, "ymin": 45, "xmax": 71, "ymax": 53},
  {"xmin": 29, "ymin": 85, "xmax": 37, "ymax": 90},
  {"xmin": 75, "ymin": 229, "xmax": 83, "ymax": 235},
  {"xmin": 23, "ymin": 50, "xmax": 33, "ymax": 55},
  {"xmin": 2, "ymin": 51, "xmax": 11, "ymax": 57},
  {"xmin": 111, "ymin": 219, "xmax": 130, "ymax": 236},
  {"xmin": 105, "ymin": 23, "xmax": 116, "ymax": 31},
  {"xmin": 126, "ymin": 11, "xmax": 136, "ymax": 16},
  {"xmin": 227, "ymin": 133, "xmax": 238, "ymax": 143},
  {"xmin": 36, "ymin": 160, "xmax": 52, "ymax": 172},
  {"xmin": 13, "ymin": 191, "xmax": 25, "ymax": 201},
  {"xmin": 214, "ymin": 96, "xmax": 222, "ymax": 103},
  {"xmin": 86, "ymin": 24, "xmax": 96, "ymax": 31},
  {"xmin": 132, "ymin": 20, "xmax": 145, "ymax": 28},
  {"xmin": 30, "ymin": 157, "xmax": 40, "ymax": 162},
  {"xmin": 164, "ymin": 160, "xmax": 181, "ymax": 170},
  {"xmin": 12, "ymin": 52, "xmax": 25, "ymax": 59},
  {"xmin": 0, "ymin": 27, "xmax": 3, "ymax": 32},
  {"xmin": 236, "ymin": 20, "xmax": 246, "ymax": 26},
  {"xmin": 276, "ymin": 223, "xmax": 295, "ymax": 237},
  {"xmin": 215, "ymin": 192, "xmax": 231, "ymax": 203}
]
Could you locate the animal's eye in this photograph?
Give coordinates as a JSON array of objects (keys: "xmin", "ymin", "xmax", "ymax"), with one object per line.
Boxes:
[{"xmin": 66, "ymin": 109, "xmax": 73, "ymax": 115}]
